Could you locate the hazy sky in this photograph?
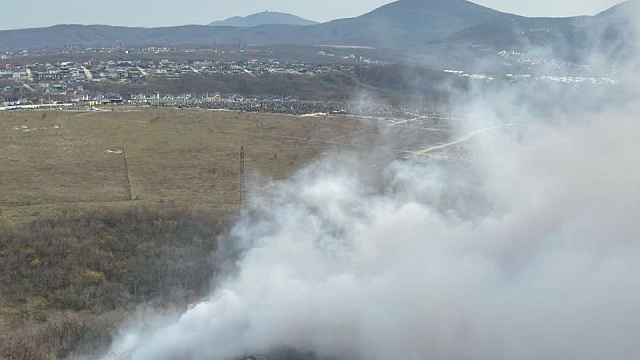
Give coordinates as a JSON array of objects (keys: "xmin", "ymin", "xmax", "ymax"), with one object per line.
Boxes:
[{"xmin": 0, "ymin": 0, "xmax": 625, "ymax": 30}]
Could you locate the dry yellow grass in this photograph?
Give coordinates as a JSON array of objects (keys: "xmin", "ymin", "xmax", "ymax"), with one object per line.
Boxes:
[
  {"xmin": 1, "ymin": 106, "xmax": 456, "ymax": 359},
  {"xmin": 0, "ymin": 106, "xmax": 372, "ymax": 224}
]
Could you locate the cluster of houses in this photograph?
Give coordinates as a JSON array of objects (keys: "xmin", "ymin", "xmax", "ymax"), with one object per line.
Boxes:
[
  {"xmin": 1, "ymin": 57, "xmax": 347, "ymax": 84},
  {"xmin": 1, "ymin": 85, "xmax": 267, "ymax": 107},
  {"xmin": 0, "ymin": 56, "xmax": 352, "ymax": 106},
  {"xmin": 0, "ymin": 83, "xmax": 332, "ymax": 111}
]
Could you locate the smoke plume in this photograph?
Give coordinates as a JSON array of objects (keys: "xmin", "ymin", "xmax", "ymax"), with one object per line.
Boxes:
[
  {"xmin": 106, "ymin": 93, "xmax": 640, "ymax": 360},
  {"xmin": 106, "ymin": 8, "xmax": 640, "ymax": 360}
]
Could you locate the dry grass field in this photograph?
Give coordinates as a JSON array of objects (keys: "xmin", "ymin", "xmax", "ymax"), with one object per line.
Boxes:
[
  {"xmin": 0, "ymin": 106, "xmax": 453, "ymax": 225},
  {"xmin": 0, "ymin": 106, "xmax": 374, "ymax": 358},
  {"xmin": 0, "ymin": 106, "xmax": 454, "ymax": 359},
  {"xmin": 0, "ymin": 106, "xmax": 382, "ymax": 225}
]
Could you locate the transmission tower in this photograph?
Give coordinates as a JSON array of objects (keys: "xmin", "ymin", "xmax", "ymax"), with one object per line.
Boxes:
[{"xmin": 239, "ymin": 146, "xmax": 246, "ymax": 211}]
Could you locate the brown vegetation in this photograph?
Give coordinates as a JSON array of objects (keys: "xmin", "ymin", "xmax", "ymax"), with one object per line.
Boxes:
[
  {"xmin": 0, "ymin": 206, "xmax": 225, "ymax": 360},
  {"xmin": 0, "ymin": 106, "xmax": 447, "ymax": 359},
  {"xmin": 0, "ymin": 107, "xmax": 377, "ymax": 359},
  {"xmin": 0, "ymin": 107, "xmax": 369, "ymax": 225}
]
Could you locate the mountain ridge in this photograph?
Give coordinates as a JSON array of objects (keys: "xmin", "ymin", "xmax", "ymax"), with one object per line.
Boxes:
[
  {"xmin": 0, "ymin": 0, "xmax": 635, "ymax": 67},
  {"xmin": 209, "ymin": 11, "xmax": 318, "ymax": 27}
]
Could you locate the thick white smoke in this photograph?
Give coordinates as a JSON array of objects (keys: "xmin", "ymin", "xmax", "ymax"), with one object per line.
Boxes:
[
  {"xmin": 105, "ymin": 91, "xmax": 640, "ymax": 360},
  {"xmin": 105, "ymin": 7, "xmax": 640, "ymax": 360}
]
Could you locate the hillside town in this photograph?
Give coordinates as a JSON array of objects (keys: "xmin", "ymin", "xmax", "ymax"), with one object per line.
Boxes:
[{"xmin": 0, "ymin": 49, "xmax": 359, "ymax": 108}]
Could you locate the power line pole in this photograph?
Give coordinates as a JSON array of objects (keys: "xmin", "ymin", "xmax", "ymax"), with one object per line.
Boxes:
[
  {"xmin": 239, "ymin": 146, "xmax": 245, "ymax": 211},
  {"xmin": 122, "ymin": 149, "xmax": 133, "ymax": 201}
]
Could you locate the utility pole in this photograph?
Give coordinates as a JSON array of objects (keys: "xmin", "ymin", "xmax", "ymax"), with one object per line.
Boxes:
[
  {"xmin": 239, "ymin": 146, "xmax": 245, "ymax": 211},
  {"xmin": 123, "ymin": 149, "xmax": 133, "ymax": 201}
]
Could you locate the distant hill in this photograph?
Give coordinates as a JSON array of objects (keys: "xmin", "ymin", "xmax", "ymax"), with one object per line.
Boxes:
[
  {"xmin": 0, "ymin": 24, "xmax": 307, "ymax": 51},
  {"xmin": 0, "ymin": 0, "xmax": 636, "ymax": 67},
  {"xmin": 431, "ymin": 0, "xmax": 639, "ymax": 64},
  {"xmin": 209, "ymin": 11, "xmax": 318, "ymax": 27},
  {"xmin": 357, "ymin": 0, "xmax": 506, "ymax": 35},
  {"xmin": 596, "ymin": 0, "xmax": 640, "ymax": 17},
  {"xmin": 307, "ymin": 0, "xmax": 509, "ymax": 47}
]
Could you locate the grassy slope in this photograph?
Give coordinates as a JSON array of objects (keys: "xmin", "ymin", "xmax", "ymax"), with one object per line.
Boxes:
[
  {"xmin": 0, "ymin": 107, "xmax": 368, "ymax": 225},
  {"xmin": 0, "ymin": 106, "xmax": 451, "ymax": 359},
  {"xmin": 0, "ymin": 107, "xmax": 372, "ymax": 358}
]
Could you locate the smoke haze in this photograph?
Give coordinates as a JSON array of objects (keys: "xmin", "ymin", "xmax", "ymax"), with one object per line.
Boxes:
[
  {"xmin": 105, "ymin": 8, "xmax": 640, "ymax": 360},
  {"xmin": 105, "ymin": 97, "xmax": 640, "ymax": 360}
]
